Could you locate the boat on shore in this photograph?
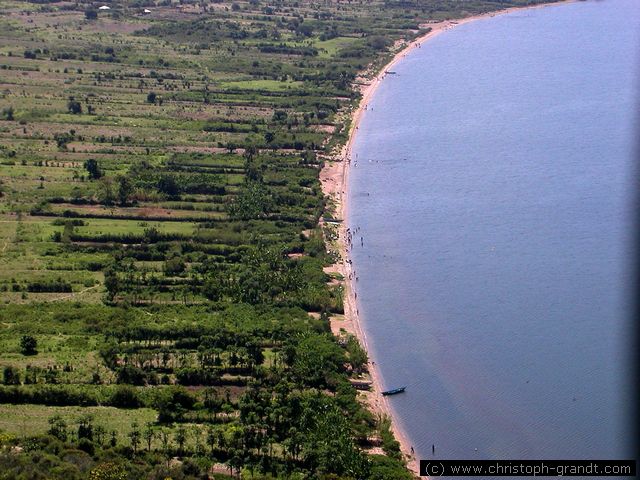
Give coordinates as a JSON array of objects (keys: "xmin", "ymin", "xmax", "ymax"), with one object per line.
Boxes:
[{"xmin": 382, "ymin": 386, "xmax": 406, "ymax": 396}]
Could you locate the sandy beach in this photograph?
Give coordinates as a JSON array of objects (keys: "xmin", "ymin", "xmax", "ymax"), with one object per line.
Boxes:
[{"xmin": 320, "ymin": 1, "xmax": 574, "ymax": 476}]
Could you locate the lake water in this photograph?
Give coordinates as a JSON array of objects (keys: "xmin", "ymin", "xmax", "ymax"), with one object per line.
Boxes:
[{"xmin": 348, "ymin": 0, "xmax": 638, "ymax": 470}]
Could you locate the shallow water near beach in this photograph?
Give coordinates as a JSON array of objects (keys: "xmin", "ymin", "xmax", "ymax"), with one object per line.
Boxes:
[{"xmin": 348, "ymin": 0, "xmax": 637, "ymax": 473}]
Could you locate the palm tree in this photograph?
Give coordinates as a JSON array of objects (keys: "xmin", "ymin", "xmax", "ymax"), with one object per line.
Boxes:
[
  {"xmin": 128, "ymin": 422, "xmax": 141, "ymax": 454},
  {"xmin": 143, "ymin": 423, "xmax": 155, "ymax": 452},
  {"xmin": 206, "ymin": 426, "xmax": 217, "ymax": 455},
  {"xmin": 174, "ymin": 426, "xmax": 187, "ymax": 456}
]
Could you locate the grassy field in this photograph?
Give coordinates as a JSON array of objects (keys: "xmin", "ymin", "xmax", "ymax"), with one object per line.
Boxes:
[{"xmin": 0, "ymin": 404, "xmax": 157, "ymax": 439}]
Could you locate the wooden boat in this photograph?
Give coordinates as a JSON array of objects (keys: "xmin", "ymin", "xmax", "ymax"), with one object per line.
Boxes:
[{"xmin": 381, "ymin": 386, "xmax": 406, "ymax": 396}]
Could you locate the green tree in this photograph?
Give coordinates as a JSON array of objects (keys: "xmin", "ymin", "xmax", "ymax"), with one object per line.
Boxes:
[
  {"xmin": 164, "ymin": 256, "xmax": 186, "ymax": 276},
  {"xmin": 367, "ymin": 35, "xmax": 391, "ymax": 50},
  {"xmin": 47, "ymin": 415, "xmax": 68, "ymax": 441},
  {"xmin": 2, "ymin": 106, "xmax": 14, "ymax": 121},
  {"xmin": 97, "ymin": 177, "xmax": 116, "ymax": 205},
  {"xmin": 77, "ymin": 415, "xmax": 94, "ymax": 441},
  {"xmin": 159, "ymin": 428, "xmax": 171, "ymax": 456},
  {"xmin": 143, "ymin": 423, "xmax": 155, "ymax": 452},
  {"xmin": 346, "ymin": 335, "xmax": 368, "ymax": 374},
  {"xmin": 2, "ymin": 366, "xmax": 20, "ymax": 385},
  {"xmin": 300, "ymin": 398, "xmax": 370, "ymax": 478},
  {"xmin": 291, "ymin": 333, "xmax": 346, "ymax": 387},
  {"xmin": 84, "ymin": 159, "xmax": 102, "ymax": 180},
  {"xmin": 157, "ymin": 175, "xmax": 179, "ymax": 196},
  {"xmin": 378, "ymin": 415, "xmax": 402, "ymax": 460},
  {"xmin": 109, "ymin": 384, "xmax": 140, "ymax": 408},
  {"xmin": 206, "ymin": 426, "xmax": 217, "ymax": 453},
  {"xmin": 204, "ymin": 387, "xmax": 223, "ymax": 421},
  {"xmin": 20, "ymin": 335, "xmax": 38, "ymax": 355},
  {"xmin": 128, "ymin": 422, "xmax": 141, "ymax": 454},
  {"xmin": 369, "ymin": 454, "xmax": 414, "ymax": 480},
  {"xmin": 174, "ymin": 426, "xmax": 187, "ymax": 456},
  {"xmin": 103, "ymin": 267, "xmax": 120, "ymax": 302},
  {"xmin": 117, "ymin": 175, "xmax": 133, "ymax": 206},
  {"xmin": 202, "ymin": 274, "xmax": 223, "ymax": 302},
  {"xmin": 67, "ymin": 97, "xmax": 82, "ymax": 114},
  {"xmin": 155, "ymin": 386, "xmax": 195, "ymax": 423},
  {"xmin": 264, "ymin": 131, "xmax": 275, "ymax": 144},
  {"xmin": 226, "ymin": 181, "xmax": 273, "ymax": 220},
  {"xmin": 94, "ymin": 425, "xmax": 106, "ymax": 446}
]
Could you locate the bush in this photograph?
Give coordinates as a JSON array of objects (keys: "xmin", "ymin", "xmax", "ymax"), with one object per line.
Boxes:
[
  {"xmin": 2, "ymin": 366, "xmax": 21, "ymax": 385},
  {"xmin": 155, "ymin": 387, "xmax": 195, "ymax": 423},
  {"xmin": 175, "ymin": 368, "xmax": 220, "ymax": 386},
  {"xmin": 109, "ymin": 385, "xmax": 141, "ymax": 408},
  {"xmin": 369, "ymin": 454, "xmax": 413, "ymax": 480},
  {"xmin": 116, "ymin": 365, "xmax": 156, "ymax": 386},
  {"xmin": 164, "ymin": 257, "xmax": 186, "ymax": 276},
  {"xmin": 20, "ymin": 335, "xmax": 38, "ymax": 355},
  {"xmin": 67, "ymin": 99, "xmax": 82, "ymax": 115},
  {"xmin": 27, "ymin": 280, "xmax": 72, "ymax": 293},
  {"xmin": 0, "ymin": 385, "xmax": 99, "ymax": 406},
  {"xmin": 379, "ymin": 416, "xmax": 402, "ymax": 460}
]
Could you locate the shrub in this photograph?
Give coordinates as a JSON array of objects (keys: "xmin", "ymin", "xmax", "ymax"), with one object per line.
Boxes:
[
  {"xmin": 115, "ymin": 365, "xmax": 155, "ymax": 386},
  {"xmin": 109, "ymin": 385, "xmax": 141, "ymax": 408},
  {"xmin": 27, "ymin": 280, "xmax": 72, "ymax": 293},
  {"xmin": 20, "ymin": 335, "xmax": 38, "ymax": 355},
  {"xmin": 67, "ymin": 99, "xmax": 82, "ymax": 115},
  {"xmin": 2, "ymin": 366, "xmax": 21, "ymax": 385},
  {"xmin": 164, "ymin": 257, "xmax": 186, "ymax": 276},
  {"xmin": 175, "ymin": 368, "xmax": 220, "ymax": 386}
]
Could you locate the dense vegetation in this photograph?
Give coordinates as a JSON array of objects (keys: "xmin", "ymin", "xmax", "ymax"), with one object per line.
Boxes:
[{"xmin": 0, "ymin": 0, "xmax": 556, "ymax": 478}]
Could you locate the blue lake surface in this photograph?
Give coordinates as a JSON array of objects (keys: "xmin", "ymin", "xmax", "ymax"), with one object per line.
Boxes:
[{"xmin": 348, "ymin": 0, "xmax": 638, "ymax": 469}]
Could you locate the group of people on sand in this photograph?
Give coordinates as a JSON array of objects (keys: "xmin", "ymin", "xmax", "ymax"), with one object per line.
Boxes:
[
  {"xmin": 344, "ymin": 225, "xmax": 364, "ymax": 316},
  {"xmin": 345, "ymin": 225, "xmax": 364, "ymax": 254}
]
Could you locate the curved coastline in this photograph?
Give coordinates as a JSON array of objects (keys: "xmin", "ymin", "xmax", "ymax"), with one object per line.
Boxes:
[{"xmin": 321, "ymin": 1, "xmax": 575, "ymax": 475}]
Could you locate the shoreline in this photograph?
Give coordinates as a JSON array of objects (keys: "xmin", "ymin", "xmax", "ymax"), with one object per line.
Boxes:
[{"xmin": 321, "ymin": 1, "xmax": 575, "ymax": 476}]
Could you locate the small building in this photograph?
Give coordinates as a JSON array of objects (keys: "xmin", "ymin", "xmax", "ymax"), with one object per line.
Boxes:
[
  {"xmin": 143, "ymin": 8, "xmax": 151, "ymax": 13},
  {"xmin": 98, "ymin": 5, "xmax": 110, "ymax": 10},
  {"xmin": 349, "ymin": 378, "xmax": 372, "ymax": 390}
]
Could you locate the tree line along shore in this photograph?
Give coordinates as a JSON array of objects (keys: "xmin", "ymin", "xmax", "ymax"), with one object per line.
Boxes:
[{"xmin": 0, "ymin": 0, "xmax": 557, "ymax": 478}]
